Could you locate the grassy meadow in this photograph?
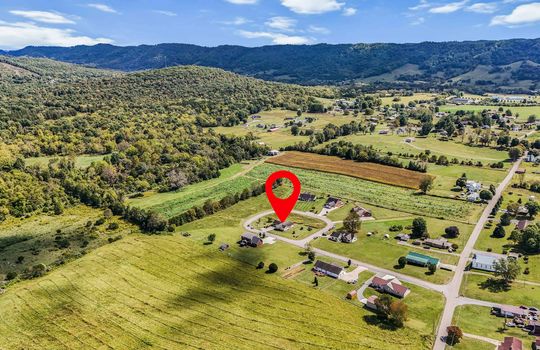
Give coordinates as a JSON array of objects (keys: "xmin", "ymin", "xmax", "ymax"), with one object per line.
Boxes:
[
  {"xmin": 0, "ymin": 206, "xmax": 135, "ymax": 281},
  {"xmin": 0, "ymin": 235, "xmax": 438, "ymax": 350}
]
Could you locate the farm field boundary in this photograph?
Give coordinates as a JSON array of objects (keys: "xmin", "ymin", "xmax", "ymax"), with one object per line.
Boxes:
[{"xmin": 266, "ymin": 151, "xmax": 428, "ymax": 189}]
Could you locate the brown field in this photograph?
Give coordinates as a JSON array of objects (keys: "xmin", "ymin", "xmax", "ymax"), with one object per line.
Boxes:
[{"xmin": 266, "ymin": 152, "xmax": 429, "ymax": 189}]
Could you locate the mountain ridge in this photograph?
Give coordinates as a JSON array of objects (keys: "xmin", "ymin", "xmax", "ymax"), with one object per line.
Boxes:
[{"xmin": 4, "ymin": 39, "xmax": 540, "ymax": 91}]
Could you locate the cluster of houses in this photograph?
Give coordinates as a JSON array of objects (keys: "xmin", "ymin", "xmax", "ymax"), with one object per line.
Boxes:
[
  {"xmin": 329, "ymin": 231, "xmax": 357, "ymax": 243},
  {"xmin": 465, "ymin": 180, "xmax": 483, "ymax": 202},
  {"xmin": 489, "ymin": 305, "xmax": 540, "ymax": 350},
  {"xmin": 395, "ymin": 235, "xmax": 453, "ymax": 252}
]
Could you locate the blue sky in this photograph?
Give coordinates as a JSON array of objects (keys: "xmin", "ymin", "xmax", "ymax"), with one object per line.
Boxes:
[{"xmin": 0, "ymin": 0, "xmax": 539, "ymax": 49}]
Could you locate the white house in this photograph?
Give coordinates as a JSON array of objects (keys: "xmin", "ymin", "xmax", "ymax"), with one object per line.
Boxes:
[
  {"xmin": 467, "ymin": 192, "xmax": 480, "ymax": 202},
  {"xmin": 472, "ymin": 253, "xmax": 502, "ymax": 272},
  {"xmin": 466, "ymin": 180, "xmax": 482, "ymax": 192}
]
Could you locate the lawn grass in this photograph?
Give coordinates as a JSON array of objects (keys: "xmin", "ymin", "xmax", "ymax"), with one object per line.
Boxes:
[
  {"xmin": 0, "ymin": 206, "xmax": 135, "ymax": 281},
  {"xmin": 251, "ymin": 212, "xmax": 326, "ymax": 240},
  {"xmin": 460, "ymin": 273, "xmax": 540, "ymax": 307},
  {"xmin": 312, "ymin": 230, "xmax": 455, "ymax": 284},
  {"xmin": 446, "ymin": 338, "xmax": 495, "ymax": 350},
  {"xmin": 428, "ymin": 164, "xmax": 507, "ymax": 198},
  {"xmin": 452, "ymin": 305, "xmax": 536, "ymax": 345}
]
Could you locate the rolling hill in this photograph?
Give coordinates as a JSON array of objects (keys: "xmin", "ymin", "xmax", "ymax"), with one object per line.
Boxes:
[{"xmin": 4, "ymin": 39, "xmax": 540, "ymax": 91}]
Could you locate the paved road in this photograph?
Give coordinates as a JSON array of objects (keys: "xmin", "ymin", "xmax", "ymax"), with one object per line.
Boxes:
[{"xmin": 432, "ymin": 157, "xmax": 523, "ymax": 350}]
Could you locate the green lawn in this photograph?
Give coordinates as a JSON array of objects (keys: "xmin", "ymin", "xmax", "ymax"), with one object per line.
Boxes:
[
  {"xmin": 446, "ymin": 338, "xmax": 495, "ymax": 350},
  {"xmin": 0, "ymin": 234, "xmax": 437, "ymax": 350},
  {"xmin": 312, "ymin": 228, "xmax": 456, "ymax": 284},
  {"xmin": 452, "ymin": 305, "xmax": 536, "ymax": 345},
  {"xmin": 460, "ymin": 273, "xmax": 540, "ymax": 306},
  {"xmin": 428, "ymin": 164, "xmax": 507, "ymax": 198},
  {"xmin": 251, "ymin": 212, "xmax": 326, "ymax": 240}
]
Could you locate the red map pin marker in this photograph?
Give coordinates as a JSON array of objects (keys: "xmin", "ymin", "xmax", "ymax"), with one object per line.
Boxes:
[{"xmin": 265, "ymin": 170, "xmax": 301, "ymax": 222}]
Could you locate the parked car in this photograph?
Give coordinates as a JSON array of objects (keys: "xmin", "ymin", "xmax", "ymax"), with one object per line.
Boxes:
[
  {"xmin": 529, "ymin": 307, "xmax": 539, "ymax": 312},
  {"xmin": 506, "ymin": 322, "xmax": 516, "ymax": 327}
]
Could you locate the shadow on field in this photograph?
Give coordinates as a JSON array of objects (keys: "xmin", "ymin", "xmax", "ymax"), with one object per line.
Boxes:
[
  {"xmin": 478, "ymin": 278, "xmax": 510, "ymax": 293},
  {"xmin": 362, "ymin": 315, "xmax": 400, "ymax": 331}
]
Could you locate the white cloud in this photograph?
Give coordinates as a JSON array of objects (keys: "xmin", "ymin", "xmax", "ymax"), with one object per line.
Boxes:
[
  {"xmin": 9, "ymin": 10, "xmax": 76, "ymax": 24},
  {"xmin": 491, "ymin": 2, "xmax": 540, "ymax": 26},
  {"xmin": 281, "ymin": 0, "xmax": 344, "ymax": 14},
  {"xmin": 153, "ymin": 10, "xmax": 177, "ymax": 17},
  {"xmin": 466, "ymin": 2, "xmax": 497, "ymax": 13},
  {"xmin": 0, "ymin": 21, "xmax": 113, "ymax": 49},
  {"xmin": 308, "ymin": 25, "xmax": 330, "ymax": 34},
  {"xmin": 265, "ymin": 16, "xmax": 296, "ymax": 31},
  {"xmin": 238, "ymin": 30, "xmax": 311, "ymax": 44},
  {"xmin": 220, "ymin": 17, "xmax": 250, "ymax": 25},
  {"xmin": 225, "ymin": 0, "xmax": 258, "ymax": 4},
  {"xmin": 411, "ymin": 17, "xmax": 426, "ymax": 25},
  {"xmin": 409, "ymin": 0, "xmax": 432, "ymax": 11},
  {"xmin": 343, "ymin": 7, "xmax": 357, "ymax": 16},
  {"xmin": 87, "ymin": 3, "xmax": 118, "ymax": 13},
  {"xmin": 429, "ymin": 0, "xmax": 469, "ymax": 13}
]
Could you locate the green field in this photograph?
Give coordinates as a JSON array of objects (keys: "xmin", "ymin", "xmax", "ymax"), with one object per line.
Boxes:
[
  {"xmin": 440, "ymin": 105, "xmax": 540, "ymax": 121},
  {"xmin": 25, "ymin": 154, "xmax": 108, "ymax": 168},
  {"xmin": 0, "ymin": 206, "xmax": 134, "ymax": 281},
  {"xmin": 446, "ymin": 338, "xmax": 495, "ymax": 350},
  {"xmin": 460, "ymin": 273, "xmax": 540, "ymax": 307},
  {"xmin": 452, "ymin": 305, "xmax": 536, "ymax": 345},
  {"xmin": 0, "ymin": 234, "xmax": 438, "ymax": 349},
  {"xmin": 210, "ymin": 109, "xmax": 359, "ymax": 149},
  {"xmin": 326, "ymin": 132, "xmax": 508, "ymax": 163},
  {"xmin": 249, "ymin": 164, "xmax": 483, "ymax": 223},
  {"xmin": 128, "ymin": 161, "xmax": 261, "ymax": 218}
]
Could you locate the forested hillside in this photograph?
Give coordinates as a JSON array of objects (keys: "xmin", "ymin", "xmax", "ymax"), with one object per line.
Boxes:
[
  {"xmin": 5, "ymin": 39, "xmax": 540, "ymax": 91},
  {"xmin": 0, "ymin": 57, "xmax": 329, "ymax": 226}
]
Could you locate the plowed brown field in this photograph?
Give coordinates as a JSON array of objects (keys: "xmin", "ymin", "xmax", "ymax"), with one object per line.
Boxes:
[{"xmin": 266, "ymin": 152, "xmax": 431, "ymax": 189}]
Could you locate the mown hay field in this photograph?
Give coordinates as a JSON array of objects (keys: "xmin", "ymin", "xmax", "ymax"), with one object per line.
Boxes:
[
  {"xmin": 266, "ymin": 151, "xmax": 428, "ymax": 189},
  {"xmin": 0, "ymin": 235, "xmax": 434, "ymax": 350}
]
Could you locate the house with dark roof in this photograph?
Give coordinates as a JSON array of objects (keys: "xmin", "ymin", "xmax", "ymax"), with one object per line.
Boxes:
[
  {"xmin": 395, "ymin": 233, "xmax": 410, "ymax": 241},
  {"xmin": 273, "ymin": 220, "xmax": 294, "ymax": 232},
  {"xmin": 498, "ymin": 337, "xmax": 522, "ymax": 350},
  {"xmin": 313, "ymin": 260, "xmax": 344, "ymax": 279},
  {"xmin": 328, "ymin": 231, "xmax": 357, "ymax": 243},
  {"xmin": 342, "ymin": 232, "xmax": 357, "ymax": 243},
  {"xmin": 240, "ymin": 232, "xmax": 263, "ymax": 247},
  {"xmin": 324, "ymin": 197, "xmax": 343, "ymax": 209},
  {"xmin": 353, "ymin": 206, "xmax": 372, "ymax": 218},
  {"xmin": 299, "ymin": 193, "xmax": 317, "ymax": 202},
  {"xmin": 329, "ymin": 231, "xmax": 344, "ymax": 242},
  {"xmin": 370, "ymin": 275, "xmax": 410, "ymax": 298}
]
